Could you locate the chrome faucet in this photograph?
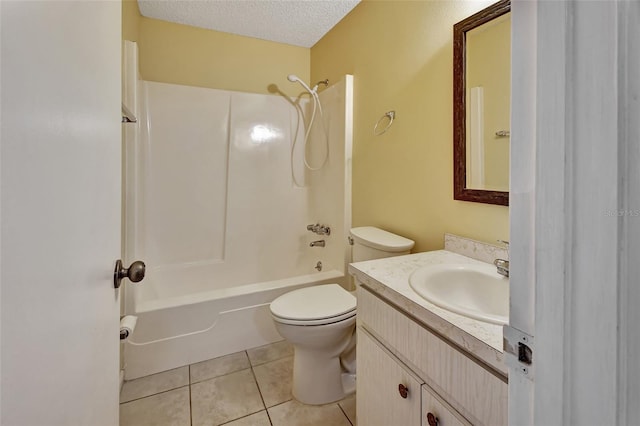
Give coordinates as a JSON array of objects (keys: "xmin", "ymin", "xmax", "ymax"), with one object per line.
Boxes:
[
  {"xmin": 494, "ymin": 259, "xmax": 510, "ymax": 277},
  {"xmin": 306, "ymin": 224, "xmax": 331, "ymax": 236},
  {"xmin": 494, "ymin": 240, "xmax": 509, "ymax": 277},
  {"xmin": 310, "ymin": 240, "xmax": 325, "ymax": 247}
]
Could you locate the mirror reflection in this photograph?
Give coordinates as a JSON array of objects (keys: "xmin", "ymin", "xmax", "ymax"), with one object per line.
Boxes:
[{"xmin": 465, "ymin": 13, "xmax": 511, "ymax": 191}]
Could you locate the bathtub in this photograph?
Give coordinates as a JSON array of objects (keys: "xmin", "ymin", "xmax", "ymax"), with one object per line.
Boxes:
[{"xmin": 124, "ymin": 269, "xmax": 345, "ymax": 380}]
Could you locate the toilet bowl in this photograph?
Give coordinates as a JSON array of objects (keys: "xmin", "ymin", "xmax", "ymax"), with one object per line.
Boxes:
[
  {"xmin": 270, "ymin": 284, "xmax": 356, "ymax": 405},
  {"xmin": 270, "ymin": 227, "xmax": 415, "ymax": 405}
]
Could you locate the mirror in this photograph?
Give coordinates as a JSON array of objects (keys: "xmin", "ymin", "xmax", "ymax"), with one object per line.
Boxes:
[{"xmin": 453, "ymin": 0, "xmax": 510, "ymax": 206}]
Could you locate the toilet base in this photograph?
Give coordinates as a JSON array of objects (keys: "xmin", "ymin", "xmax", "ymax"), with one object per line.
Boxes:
[
  {"xmin": 342, "ymin": 372, "xmax": 356, "ymax": 396},
  {"xmin": 292, "ymin": 347, "xmax": 353, "ymax": 405}
]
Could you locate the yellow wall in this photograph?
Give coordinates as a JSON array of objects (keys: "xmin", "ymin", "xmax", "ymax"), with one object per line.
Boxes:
[
  {"xmin": 137, "ymin": 17, "xmax": 309, "ymax": 97},
  {"xmin": 311, "ymin": 0, "xmax": 509, "ymax": 251},
  {"xmin": 122, "ymin": 0, "xmax": 140, "ymax": 41}
]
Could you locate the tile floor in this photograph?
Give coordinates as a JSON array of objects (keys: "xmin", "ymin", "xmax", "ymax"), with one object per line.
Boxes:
[{"xmin": 120, "ymin": 340, "xmax": 356, "ymax": 426}]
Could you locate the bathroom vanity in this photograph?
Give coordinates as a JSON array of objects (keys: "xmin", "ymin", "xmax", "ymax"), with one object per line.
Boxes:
[{"xmin": 350, "ymin": 250, "xmax": 507, "ymax": 426}]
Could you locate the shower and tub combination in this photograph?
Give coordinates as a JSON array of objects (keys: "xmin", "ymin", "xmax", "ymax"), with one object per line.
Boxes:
[{"xmin": 122, "ymin": 66, "xmax": 354, "ymax": 379}]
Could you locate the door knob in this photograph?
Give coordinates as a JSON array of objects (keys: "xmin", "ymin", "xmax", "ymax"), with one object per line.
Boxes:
[
  {"xmin": 114, "ymin": 259, "xmax": 145, "ymax": 288},
  {"xmin": 426, "ymin": 412, "xmax": 439, "ymax": 426}
]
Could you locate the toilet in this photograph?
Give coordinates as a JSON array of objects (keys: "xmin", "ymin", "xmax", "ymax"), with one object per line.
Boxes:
[{"xmin": 270, "ymin": 226, "xmax": 414, "ymax": 405}]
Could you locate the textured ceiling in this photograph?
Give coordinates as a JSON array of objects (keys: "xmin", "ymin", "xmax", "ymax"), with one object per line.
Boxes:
[{"xmin": 138, "ymin": 0, "xmax": 361, "ymax": 48}]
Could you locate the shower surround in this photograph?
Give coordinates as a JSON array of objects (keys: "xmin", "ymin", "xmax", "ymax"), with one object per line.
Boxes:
[{"xmin": 123, "ymin": 76, "xmax": 353, "ymax": 379}]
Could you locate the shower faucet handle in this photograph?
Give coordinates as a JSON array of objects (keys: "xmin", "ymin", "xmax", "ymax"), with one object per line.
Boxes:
[
  {"xmin": 307, "ymin": 224, "xmax": 321, "ymax": 234},
  {"xmin": 316, "ymin": 225, "xmax": 330, "ymax": 235},
  {"xmin": 306, "ymin": 224, "xmax": 331, "ymax": 235}
]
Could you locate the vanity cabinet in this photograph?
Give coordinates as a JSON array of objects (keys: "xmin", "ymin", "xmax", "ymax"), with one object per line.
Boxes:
[
  {"xmin": 357, "ymin": 329, "xmax": 422, "ymax": 425},
  {"xmin": 356, "ymin": 285, "xmax": 507, "ymax": 426},
  {"xmin": 422, "ymin": 384, "xmax": 471, "ymax": 426}
]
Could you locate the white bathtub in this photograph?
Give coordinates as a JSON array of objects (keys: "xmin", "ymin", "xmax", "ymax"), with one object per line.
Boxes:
[{"xmin": 124, "ymin": 269, "xmax": 345, "ymax": 379}]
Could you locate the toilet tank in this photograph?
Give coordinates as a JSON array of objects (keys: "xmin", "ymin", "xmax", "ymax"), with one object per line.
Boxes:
[{"xmin": 350, "ymin": 226, "xmax": 415, "ymax": 262}]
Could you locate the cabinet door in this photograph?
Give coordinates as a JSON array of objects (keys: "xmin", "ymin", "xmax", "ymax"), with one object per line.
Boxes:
[
  {"xmin": 357, "ymin": 328, "xmax": 423, "ymax": 426},
  {"xmin": 422, "ymin": 384, "xmax": 471, "ymax": 426}
]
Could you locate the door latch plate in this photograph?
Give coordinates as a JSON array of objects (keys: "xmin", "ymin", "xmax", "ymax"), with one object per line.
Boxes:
[{"xmin": 503, "ymin": 325, "xmax": 534, "ymax": 380}]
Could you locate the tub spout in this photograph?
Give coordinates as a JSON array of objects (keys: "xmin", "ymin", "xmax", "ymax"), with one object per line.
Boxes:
[{"xmin": 310, "ymin": 240, "xmax": 325, "ymax": 247}]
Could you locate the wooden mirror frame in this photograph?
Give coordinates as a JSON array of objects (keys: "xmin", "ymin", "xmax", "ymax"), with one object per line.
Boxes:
[{"xmin": 453, "ymin": 0, "xmax": 510, "ymax": 206}]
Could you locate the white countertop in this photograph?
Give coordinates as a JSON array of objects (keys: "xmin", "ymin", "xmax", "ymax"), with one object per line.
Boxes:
[{"xmin": 349, "ymin": 249, "xmax": 507, "ymax": 377}]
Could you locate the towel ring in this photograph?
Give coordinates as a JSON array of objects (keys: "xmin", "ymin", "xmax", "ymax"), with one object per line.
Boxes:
[{"xmin": 373, "ymin": 111, "xmax": 396, "ymax": 136}]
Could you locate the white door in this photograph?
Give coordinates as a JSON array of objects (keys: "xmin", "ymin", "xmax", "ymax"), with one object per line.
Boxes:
[
  {"xmin": 509, "ymin": 1, "xmax": 640, "ymax": 424},
  {"xmin": 1, "ymin": 1, "xmax": 122, "ymax": 425}
]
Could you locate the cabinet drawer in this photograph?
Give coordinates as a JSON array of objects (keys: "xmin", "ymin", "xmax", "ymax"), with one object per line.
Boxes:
[
  {"xmin": 422, "ymin": 384, "xmax": 471, "ymax": 426},
  {"xmin": 358, "ymin": 286, "xmax": 507, "ymax": 426},
  {"xmin": 357, "ymin": 328, "xmax": 423, "ymax": 426}
]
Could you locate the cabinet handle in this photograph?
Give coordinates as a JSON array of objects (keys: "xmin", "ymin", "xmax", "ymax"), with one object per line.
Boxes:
[
  {"xmin": 426, "ymin": 412, "xmax": 439, "ymax": 426},
  {"xmin": 398, "ymin": 384, "xmax": 409, "ymax": 398}
]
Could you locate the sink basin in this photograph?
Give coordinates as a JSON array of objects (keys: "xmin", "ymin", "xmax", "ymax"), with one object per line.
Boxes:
[{"xmin": 408, "ymin": 263, "xmax": 509, "ymax": 325}]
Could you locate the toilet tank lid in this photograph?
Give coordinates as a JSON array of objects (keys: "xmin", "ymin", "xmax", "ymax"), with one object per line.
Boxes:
[{"xmin": 350, "ymin": 226, "xmax": 415, "ymax": 252}]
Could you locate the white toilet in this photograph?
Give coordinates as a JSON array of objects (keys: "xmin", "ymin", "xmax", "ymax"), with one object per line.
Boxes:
[{"xmin": 269, "ymin": 226, "xmax": 414, "ymax": 405}]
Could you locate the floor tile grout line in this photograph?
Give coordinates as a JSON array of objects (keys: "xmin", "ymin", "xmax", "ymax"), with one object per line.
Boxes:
[
  {"xmin": 249, "ymin": 357, "xmax": 267, "ymax": 409},
  {"xmin": 248, "ymin": 352, "xmax": 275, "ymax": 425},
  {"xmin": 123, "ymin": 366, "xmax": 187, "ymax": 382},
  {"xmin": 337, "ymin": 401, "xmax": 354, "ymax": 426},
  {"xmin": 120, "ymin": 366, "xmax": 190, "ymax": 403},
  {"xmin": 266, "ymin": 399, "xmax": 294, "ymax": 410},
  {"xmin": 119, "ymin": 384, "xmax": 190, "ymax": 405},
  {"xmin": 247, "ymin": 352, "xmax": 292, "ymax": 368},
  {"xmin": 265, "ymin": 410, "xmax": 274, "ymax": 426},
  {"xmin": 190, "ymin": 351, "xmax": 251, "ymax": 383},
  {"xmin": 217, "ymin": 408, "xmax": 269, "ymax": 426},
  {"xmin": 189, "ymin": 365, "xmax": 193, "ymax": 426},
  {"xmin": 191, "ymin": 365, "xmax": 269, "ymax": 426},
  {"xmin": 246, "ymin": 342, "xmax": 292, "ymax": 368},
  {"xmin": 190, "ymin": 363, "xmax": 257, "ymax": 385},
  {"xmin": 251, "ymin": 356, "xmax": 295, "ymax": 411}
]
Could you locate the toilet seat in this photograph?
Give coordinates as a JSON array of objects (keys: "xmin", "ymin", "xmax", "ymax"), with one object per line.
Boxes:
[
  {"xmin": 270, "ymin": 284, "xmax": 356, "ymax": 326},
  {"xmin": 272, "ymin": 310, "xmax": 356, "ymax": 326}
]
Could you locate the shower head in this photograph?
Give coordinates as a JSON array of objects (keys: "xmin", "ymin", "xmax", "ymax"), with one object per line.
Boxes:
[{"xmin": 287, "ymin": 74, "xmax": 314, "ymax": 95}]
